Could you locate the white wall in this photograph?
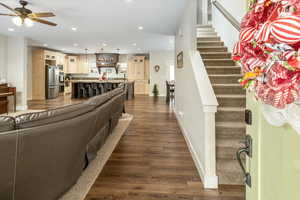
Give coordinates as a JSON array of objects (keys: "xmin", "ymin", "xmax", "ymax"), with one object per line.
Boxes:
[
  {"xmin": 149, "ymin": 51, "xmax": 175, "ymax": 96},
  {"xmin": 175, "ymin": 0, "xmax": 218, "ymax": 188},
  {"xmin": 0, "ymin": 34, "xmax": 7, "ymax": 81},
  {"xmin": 6, "ymin": 37, "xmax": 28, "ymax": 110},
  {"xmin": 212, "ymin": 0, "xmax": 247, "ymax": 51}
]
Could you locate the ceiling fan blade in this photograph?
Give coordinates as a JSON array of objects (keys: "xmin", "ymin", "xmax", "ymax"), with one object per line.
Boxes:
[
  {"xmin": 30, "ymin": 17, "xmax": 57, "ymax": 26},
  {"xmin": 0, "ymin": 13, "xmax": 17, "ymax": 16},
  {"xmin": 28, "ymin": 12, "xmax": 55, "ymax": 18},
  {"xmin": 0, "ymin": 3, "xmax": 20, "ymax": 15}
]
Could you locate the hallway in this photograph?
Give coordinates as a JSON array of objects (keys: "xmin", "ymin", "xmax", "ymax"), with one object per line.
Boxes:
[{"xmin": 84, "ymin": 95, "xmax": 245, "ymax": 200}]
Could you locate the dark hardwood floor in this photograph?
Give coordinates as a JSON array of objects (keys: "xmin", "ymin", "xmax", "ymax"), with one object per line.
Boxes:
[
  {"xmin": 84, "ymin": 95, "xmax": 245, "ymax": 200},
  {"xmin": 28, "ymin": 94, "xmax": 245, "ymax": 200}
]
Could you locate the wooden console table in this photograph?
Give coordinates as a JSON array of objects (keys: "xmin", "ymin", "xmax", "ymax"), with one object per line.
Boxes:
[{"xmin": 0, "ymin": 84, "xmax": 16, "ymax": 114}]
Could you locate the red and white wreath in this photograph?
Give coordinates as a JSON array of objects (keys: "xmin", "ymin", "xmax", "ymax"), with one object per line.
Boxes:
[{"xmin": 233, "ymin": 0, "xmax": 300, "ymax": 133}]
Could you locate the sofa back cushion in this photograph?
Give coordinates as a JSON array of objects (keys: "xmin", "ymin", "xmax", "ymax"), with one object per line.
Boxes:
[
  {"xmin": 84, "ymin": 92, "xmax": 110, "ymax": 108},
  {"xmin": 15, "ymin": 111, "xmax": 97, "ymax": 200},
  {"xmin": 0, "ymin": 131, "xmax": 18, "ymax": 200},
  {"xmin": 0, "ymin": 116, "xmax": 15, "ymax": 132},
  {"xmin": 15, "ymin": 103, "xmax": 94, "ymax": 129}
]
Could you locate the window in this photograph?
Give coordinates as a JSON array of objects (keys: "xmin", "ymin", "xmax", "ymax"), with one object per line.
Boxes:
[{"xmin": 170, "ymin": 65, "xmax": 175, "ymax": 81}]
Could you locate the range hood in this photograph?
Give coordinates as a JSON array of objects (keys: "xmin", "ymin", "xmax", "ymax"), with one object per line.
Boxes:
[{"xmin": 95, "ymin": 53, "xmax": 119, "ymax": 73}]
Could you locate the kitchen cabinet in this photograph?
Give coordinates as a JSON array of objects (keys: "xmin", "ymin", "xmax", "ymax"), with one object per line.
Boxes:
[
  {"xmin": 56, "ymin": 52, "xmax": 65, "ymax": 66},
  {"xmin": 65, "ymin": 55, "xmax": 89, "ymax": 74},
  {"xmin": 128, "ymin": 56, "xmax": 149, "ymax": 95},
  {"xmin": 67, "ymin": 56, "xmax": 78, "ymax": 73},
  {"xmin": 44, "ymin": 50, "xmax": 57, "ymax": 61},
  {"xmin": 77, "ymin": 55, "xmax": 89, "ymax": 74}
]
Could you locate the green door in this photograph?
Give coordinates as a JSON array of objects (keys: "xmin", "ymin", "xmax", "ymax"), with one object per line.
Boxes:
[{"xmin": 245, "ymin": 92, "xmax": 300, "ymax": 200}]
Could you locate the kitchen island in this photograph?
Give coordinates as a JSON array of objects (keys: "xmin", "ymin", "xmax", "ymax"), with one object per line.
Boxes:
[{"xmin": 71, "ymin": 80, "xmax": 134, "ymax": 100}]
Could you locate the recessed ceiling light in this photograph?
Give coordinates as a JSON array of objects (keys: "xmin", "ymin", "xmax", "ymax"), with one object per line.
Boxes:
[
  {"xmin": 138, "ymin": 26, "xmax": 144, "ymax": 30},
  {"xmin": 43, "ymin": 44, "xmax": 48, "ymax": 47},
  {"xmin": 73, "ymin": 43, "xmax": 79, "ymax": 47},
  {"xmin": 71, "ymin": 27, "xmax": 77, "ymax": 31},
  {"xmin": 61, "ymin": 48, "xmax": 66, "ymax": 51},
  {"xmin": 102, "ymin": 43, "xmax": 107, "ymax": 47},
  {"xmin": 125, "ymin": 0, "xmax": 133, "ymax": 3},
  {"xmin": 8, "ymin": 28, "xmax": 14, "ymax": 32},
  {"xmin": 132, "ymin": 43, "xmax": 137, "ymax": 46},
  {"xmin": 137, "ymin": 48, "xmax": 141, "ymax": 51}
]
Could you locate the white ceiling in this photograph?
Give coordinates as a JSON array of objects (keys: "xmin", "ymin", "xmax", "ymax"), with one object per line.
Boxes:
[{"xmin": 0, "ymin": 0, "xmax": 187, "ymax": 54}]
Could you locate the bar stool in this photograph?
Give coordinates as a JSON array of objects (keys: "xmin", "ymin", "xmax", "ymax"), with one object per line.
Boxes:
[
  {"xmin": 106, "ymin": 83, "xmax": 113, "ymax": 92},
  {"xmin": 98, "ymin": 83, "xmax": 104, "ymax": 94},
  {"xmin": 91, "ymin": 83, "xmax": 100, "ymax": 96},
  {"xmin": 112, "ymin": 83, "xmax": 119, "ymax": 89},
  {"xmin": 78, "ymin": 83, "xmax": 87, "ymax": 98},
  {"xmin": 84, "ymin": 83, "xmax": 93, "ymax": 97}
]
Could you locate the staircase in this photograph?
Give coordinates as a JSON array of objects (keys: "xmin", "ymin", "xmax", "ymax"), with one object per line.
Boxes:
[{"xmin": 197, "ymin": 25, "xmax": 246, "ymax": 185}]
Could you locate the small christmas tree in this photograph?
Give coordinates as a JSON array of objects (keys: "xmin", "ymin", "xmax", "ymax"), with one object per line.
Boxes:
[{"xmin": 152, "ymin": 84, "xmax": 159, "ymax": 97}]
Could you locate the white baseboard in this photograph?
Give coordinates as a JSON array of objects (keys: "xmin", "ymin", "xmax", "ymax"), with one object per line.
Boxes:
[
  {"xmin": 174, "ymin": 109, "xmax": 218, "ymax": 189},
  {"xmin": 16, "ymin": 105, "xmax": 28, "ymax": 111}
]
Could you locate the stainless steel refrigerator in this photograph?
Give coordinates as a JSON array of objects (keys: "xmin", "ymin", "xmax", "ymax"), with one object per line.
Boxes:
[{"xmin": 46, "ymin": 66, "xmax": 60, "ymax": 99}]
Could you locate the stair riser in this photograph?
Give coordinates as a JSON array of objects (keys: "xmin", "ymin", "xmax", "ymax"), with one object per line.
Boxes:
[
  {"xmin": 207, "ymin": 68, "xmax": 240, "ymax": 74},
  {"xmin": 216, "ymin": 110, "xmax": 244, "ymax": 123},
  {"xmin": 197, "ymin": 37, "xmax": 221, "ymax": 42},
  {"xmin": 217, "ymin": 97, "xmax": 246, "ymax": 107},
  {"xmin": 197, "ymin": 33, "xmax": 218, "ymax": 37},
  {"xmin": 217, "ymin": 147, "xmax": 238, "ymax": 160},
  {"xmin": 196, "ymin": 25, "xmax": 213, "ymax": 28},
  {"xmin": 204, "ymin": 60, "xmax": 235, "ymax": 66},
  {"xmin": 209, "ymin": 76, "xmax": 241, "ymax": 84},
  {"xmin": 198, "ymin": 47, "xmax": 227, "ymax": 52},
  {"xmin": 213, "ymin": 86, "xmax": 245, "ymax": 95},
  {"xmin": 197, "ymin": 29, "xmax": 215, "ymax": 32},
  {"xmin": 198, "ymin": 41, "xmax": 224, "ymax": 46},
  {"xmin": 201, "ymin": 53, "xmax": 231, "ymax": 59},
  {"xmin": 217, "ymin": 159, "xmax": 244, "ymax": 185},
  {"xmin": 216, "ymin": 126, "xmax": 246, "ymax": 139}
]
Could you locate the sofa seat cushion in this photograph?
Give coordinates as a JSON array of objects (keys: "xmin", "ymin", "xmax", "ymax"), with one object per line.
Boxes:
[
  {"xmin": 15, "ymin": 103, "xmax": 94, "ymax": 129},
  {"xmin": 0, "ymin": 116, "xmax": 15, "ymax": 132}
]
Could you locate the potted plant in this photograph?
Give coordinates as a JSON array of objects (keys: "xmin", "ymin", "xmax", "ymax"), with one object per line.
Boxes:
[{"xmin": 152, "ymin": 84, "xmax": 159, "ymax": 100}]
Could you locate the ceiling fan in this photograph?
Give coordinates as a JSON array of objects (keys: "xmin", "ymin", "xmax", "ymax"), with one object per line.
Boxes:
[{"xmin": 0, "ymin": 0, "xmax": 57, "ymax": 27}]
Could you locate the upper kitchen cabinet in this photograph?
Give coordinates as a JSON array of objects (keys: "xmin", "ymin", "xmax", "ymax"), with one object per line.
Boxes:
[
  {"xmin": 128, "ymin": 56, "xmax": 149, "ymax": 95},
  {"xmin": 66, "ymin": 56, "xmax": 78, "ymax": 73},
  {"xmin": 56, "ymin": 52, "xmax": 66, "ymax": 66},
  {"xmin": 77, "ymin": 55, "xmax": 89, "ymax": 74},
  {"xmin": 128, "ymin": 56, "xmax": 146, "ymax": 80},
  {"xmin": 44, "ymin": 50, "xmax": 57, "ymax": 61},
  {"xmin": 65, "ymin": 55, "xmax": 89, "ymax": 74}
]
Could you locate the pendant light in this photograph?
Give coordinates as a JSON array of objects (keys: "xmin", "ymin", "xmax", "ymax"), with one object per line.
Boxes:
[{"xmin": 85, "ymin": 48, "xmax": 89, "ymax": 66}]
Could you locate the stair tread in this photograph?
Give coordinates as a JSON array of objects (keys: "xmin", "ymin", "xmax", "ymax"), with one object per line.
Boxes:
[
  {"xmin": 213, "ymin": 83, "xmax": 241, "ymax": 86},
  {"xmin": 218, "ymin": 107, "xmax": 245, "ymax": 112},
  {"xmin": 199, "ymin": 46, "xmax": 225, "ymax": 48},
  {"xmin": 213, "ymin": 83, "xmax": 240, "ymax": 85},
  {"xmin": 216, "ymin": 121, "xmax": 245, "ymax": 128},
  {"xmin": 201, "ymin": 52, "xmax": 230, "ymax": 54},
  {"xmin": 216, "ymin": 94, "xmax": 246, "ymax": 98},
  {"xmin": 203, "ymin": 58, "xmax": 233, "ymax": 61},
  {"xmin": 209, "ymin": 74, "xmax": 241, "ymax": 77},
  {"xmin": 206, "ymin": 66, "xmax": 239, "ymax": 68},
  {"xmin": 198, "ymin": 41, "xmax": 223, "ymax": 43}
]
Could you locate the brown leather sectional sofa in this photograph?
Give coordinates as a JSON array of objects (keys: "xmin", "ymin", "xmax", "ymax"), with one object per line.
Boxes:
[{"xmin": 0, "ymin": 85, "xmax": 126, "ymax": 200}]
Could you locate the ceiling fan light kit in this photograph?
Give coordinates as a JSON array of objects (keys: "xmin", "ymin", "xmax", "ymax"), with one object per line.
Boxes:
[{"xmin": 0, "ymin": 0, "xmax": 57, "ymax": 27}]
